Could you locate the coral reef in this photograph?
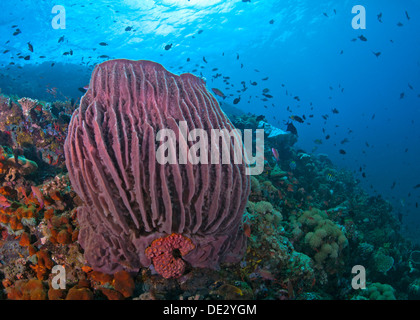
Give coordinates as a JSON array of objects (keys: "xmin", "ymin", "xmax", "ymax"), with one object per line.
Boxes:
[{"xmin": 0, "ymin": 81, "xmax": 418, "ymax": 300}]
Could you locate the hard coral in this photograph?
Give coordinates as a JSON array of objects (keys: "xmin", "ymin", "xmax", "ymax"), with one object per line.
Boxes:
[
  {"xmin": 64, "ymin": 59, "xmax": 250, "ymax": 274},
  {"xmin": 145, "ymin": 233, "xmax": 195, "ymax": 279}
]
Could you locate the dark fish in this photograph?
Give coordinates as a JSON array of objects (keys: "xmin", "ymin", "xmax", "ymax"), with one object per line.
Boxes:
[
  {"xmin": 340, "ymin": 138, "xmax": 349, "ymax": 144},
  {"xmin": 263, "ymin": 93, "xmax": 273, "ymax": 98},
  {"xmin": 293, "ymin": 96, "xmax": 300, "ymax": 101},
  {"xmin": 203, "ymin": 56, "xmax": 207, "ymax": 63},
  {"xmin": 164, "ymin": 43, "xmax": 172, "ymax": 50},
  {"xmin": 186, "ymin": 57, "xmax": 190, "ymax": 62},
  {"xmin": 405, "ymin": 11, "xmax": 410, "ymax": 20},
  {"xmin": 290, "ymin": 115, "xmax": 304, "ymax": 123},
  {"xmin": 3, "ymin": 50, "xmax": 9, "ymax": 54},
  {"xmin": 212, "ymin": 68, "xmax": 218, "ymax": 71},
  {"xmin": 78, "ymin": 87, "xmax": 87, "ymax": 93},
  {"xmin": 125, "ymin": 26, "xmax": 132, "ymax": 31},
  {"xmin": 371, "ymin": 114, "xmax": 376, "ymax": 120},
  {"xmin": 339, "ymin": 149, "xmax": 346, "ymax": 155},
  {"xmin": 198, "ymin": 29, "xmax": 203, "ymax": 34},
  {"xmin": 99, "ymin": 42, "xmax": 108, "ymax": 46},
  {"xmin": 11, "ymin": 25, "xmax": 18, "ymax": 28},
  {"xmin": 408, "ymin": 83, "xmax": 414, "ymax": 90},
  {"xmin": 233, "ymin": 97, "xmax": 241, "ymax": 104},
  {"xmin": 391, "ymin": 181, "xmax": 396, "ymax": 189},
  {"xmin": 397, "ymin": 22, "xmax": 403, "ymax": 27},
  {"xmin": 377, "ymin": 13, "xmax": 382, "ymax": 23},
  {"xmin": 362, "ymin": 172, "xmax": 366, "ymax": 178},
  {"xmin": 27, "ymin": 42, "xmax": 33, "ymax": 52},
  {"xmin": 211, "ymin": 88, "xmax": 225, "ymax": 99},
  {"xmin": 323, "ymin": 12, "xmax": 328, "ymax": 17},
  {"xmin": 99, "ymin": 55, "xmax": 109, "ymax": 58},
  {"xmin": 242, "ymin": 0, "xmax": 251, "ymax": 2},
  {"xmin": 340, "ymin": 50, "xmax": 344, "ymax": 54},
  {"xmin": 262, "ymin": 88, "xmax": 270, "ymax": 93},
  {"xmin": 236, "ymin": 53, "xmax": 239, "ymax": 60},
  {"xmin": 250, "ymin": 81, "xmax": 257, "ymax": 86},
  {"xmin": 372, "ymin": 51, "xmax": 381, "ymax": 58},
  {"xmin": 325, "ymin": 134, "xmax": 330, "ymax": 140},
  {"xmin": 269, "ymin": 19, "xmax": 274, "ymax": 24},
  {"xmin": 39, "ymin": 55, "xmax": 46, "ymax": 58},
  {"xmin": 13, "ymin": 28, "xmax": 21, "ymax": 36},
  {"xmin": 332, "ymin": 108, "xmax": 339, "ymax": 114},
  {"xmin": 58, "ymin": 35, "xmax": 65, "ymax": 43},
  {"xmin": 23, "ymin": 55, "xmax": 30, "ymax": 60},
  {"xmin": 400, "ymin": 92, "xmax": 405, "ymax": 99},
  {"xmin": 413, "ymin": 184, "xmax": 420, "ymax": 189},
  {"xmin": 262, "ymin": 77, "xmax": 269, "ymax": 80},
  {"xmin": 358, "ymin": 35, "xmax": 367, "ymax": 41},
  {"xmin": 286, "ymin": 121, "xmax": 298, "ymax": 135}
]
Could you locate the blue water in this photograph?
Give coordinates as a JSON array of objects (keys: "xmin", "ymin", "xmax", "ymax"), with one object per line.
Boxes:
[{"xmin": 1, "ymin": 0, "xmax": 420, "ymax": 243}]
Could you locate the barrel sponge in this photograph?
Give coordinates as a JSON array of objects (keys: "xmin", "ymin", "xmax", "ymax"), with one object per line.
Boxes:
[{"xmin": 64, "ymin": 59, "xmax": 250, "ymax": 274}]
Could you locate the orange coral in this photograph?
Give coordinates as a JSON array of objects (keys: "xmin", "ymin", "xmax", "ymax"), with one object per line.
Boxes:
[
  {"xmin": 19, "ymin": 231, "xmax": 30, "ymax": 246},
  {"xmin": 7, "ymin": 279, "xmax": 47, "ymax": 300},
  {"xmin": 65, "ymin": 287, "xmax": 94, "ymax": 300},
  {"xmin": 30, "ymin": 250, "xmax": 53, "ymax": 280},
  {"xmin": 112, "ymin": 270, "xmax": 135, "ymax": 298}
]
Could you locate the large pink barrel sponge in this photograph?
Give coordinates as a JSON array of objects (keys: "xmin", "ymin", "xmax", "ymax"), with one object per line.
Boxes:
[{"xmin": 64, "ymin": 59, "xmax": 250, "ymax": 274}]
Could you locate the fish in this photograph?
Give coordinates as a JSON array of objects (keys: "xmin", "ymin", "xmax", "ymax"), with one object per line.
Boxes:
[
  {"xmin": 325, "ymin": 134, "xmax": 330, "ymax": 140},
  {"xmin": 58, "ymin": 35, "xmax": 65, "ymax": 43},
  {"xmin": 99, "ymin": 55, "xmax": 109, "ymax": 59},
  {"xmin": 358, "ymin": 35, "xmax": 367, "ymax": 41},
  {"xmin": 413, "ymin": 184, "xmax": 420, "ymax": 189},
  {"xmin": 391, "ymin": 181, "xmax": 396, "ymax": 189},
  {"xmin": 332, "ymin": 108, "xmax": 339, "ymax": 114},
  {"xmin": 211, "ymin": 88, "xmax": 225, "ymax": 99},
  {"xmin": 269, "ymin": 19, "xmax": 274, "ymax": 24},
  {"xmin": 27, "ymin": 42, "xmax": 34, "ymax": 52},
  {"xmin": 203, "ymin": 56, "xmax": 207, "ymax": 63},
  {"xmin": 397, "ymin": 22, "xmax": 403, "ymax": 27},
  {"xmin": 31, "ymin": 186, "xmax": 44, "ymax": 209},
  {"xmin": 233, "ymin": 97, "xmax": 241, "ymax": 104},
  {"xmin": 405, "ymin": 11, "xmax": 410, "ymax": 20},
  {"xmin": 164, "ymin": 43, "xmax": 172, "ymax": 50},
  {"xmin": 13, "ymin": 29, "xmax": 21, "ymax": 36},
  {"xmin": 290, "ymin": 115, "xmax": 304, "ymax": 123},
  {"xmin": 339, "ymin": 149, "xmax": 346, "ymax": 155},
  {"xmin": 250, "ymin": 81, "xmax": 257, "ymax": 86},
  {"xmin": 372, "ymin": 51, "xmax": 381, "ymax": 58},
  {"xmin": 78, "ymin": 87, "xmax": 87, "ymax": 93},
  {"xmin": 314, "ymin": 139, "xmax": 323, "ymax": 145},
  {"xmin": 408, "ymin": 83, "xmax": 414, "ymax": 90},
  {"xmin": 125, "ymin": 26, "xmax": 132, "ymax": 31},
  {"xmin": 271, "ymin": 148, "xmax": 279, "ymax": 162},
  {"xmin": 262, "ymin": 77, "xmax": 269, "ymax": 80},
  {"xmin": 323, "ymin": 12, "xmax": 328, "ymax": 17},
  {"xmin": 377, "ymin": 13, "xmax": 382, "ymax": 23},
  {"xmin": 23, "ymin": 55, "xmax": 30, "ymax": 60},
  {"xmin": 400, "ymin": 92, "xmax": 405, "ymax": 99},
  {"xmin": 99, "ymin": 42, "xmax": 108, "ymax": 46}
]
